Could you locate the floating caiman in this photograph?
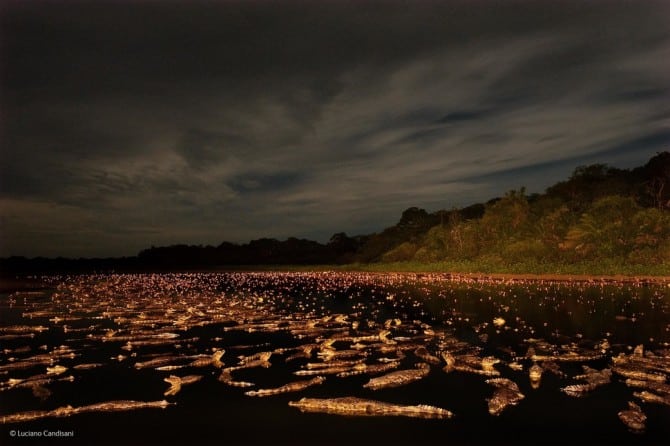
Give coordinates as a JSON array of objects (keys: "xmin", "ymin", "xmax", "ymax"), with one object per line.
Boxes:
[
  {"xmin": 163, "ymin": 375, "xmax": 202, "ymax": 396},
  {"xmin": 245, "ymin": 376, "xmax": 325, "ymax": 397},
  {"xmin": 618, "ymin": 401, "xmax": 646, "ymax": 433},
  {"xmin": 288, "ymin": 397, "xmax": 453, "ymax": 419},
  {"xmin": 1, "ymin": 400, "xmax": 172, "ymax": 424},
  {"xmin": 486, "ymin": 378, "xmax": 524, "ymax": 416},
  {"xmin": 363, "ymin": 363, "xmax": 430, "ymax": 390}
]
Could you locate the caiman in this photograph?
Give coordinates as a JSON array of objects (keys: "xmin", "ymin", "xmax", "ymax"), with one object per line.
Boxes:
[
  {"xmin": 529, "ymin": 363, "xmax": 542, "ymax": 389},
  {"xmin": 218, "ymin": 370, "xmax": 255, "ymax": 388},
  {"xmin": 618, "ymin": 401, "xmax": 646, "ymax": 433},
  {"xmin": 288, "ymin": 397, "xmax": 453, "ymax": 419},
  {"xmin": 625, "ymin": 379, "xmax": 670, "ymax": 395},
  {"xmin": 1, "ymin": 400, "xmax": 172, "ymax": 424},
  {"xmin": 190, "ymin": 350, "xmax": 225, "ymax": 368},
  {"xmin": 561, "ymin": 366, "xmax": 611, "ymax": 397},
  {"xmin": 633, "ymin": 390, "xmax": 670, "ymax": 406},
  {"xmin": 486, "ymin": 378, "xmax": 524, "ymax": 416},
  {"xmin": 163, "ymin": 375, "xmax": 202, "ymax": 396},
  {"xmin": 414, "ymin": 347, "xmax": 441, "ymax": 365},
  {"xmin": 245, "ymin": 376, "xmax": 325, "ymax": 397},
  {"xmin": 337, "ymin": 361, "xmax": 400, "ymax": 378},
  {"xmin": 448, "ymin": 354, "xmax": 501, "ymax": 377},
  {"xmin": 363, "ymin": 363, "xmax": 430, "ymax": 390}
]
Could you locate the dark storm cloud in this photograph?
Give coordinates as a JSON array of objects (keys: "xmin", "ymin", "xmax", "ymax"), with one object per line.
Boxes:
[
  {"xmin": 436, "ymin": 111, "xmax": 491, "ymax": 124},
  {"xmin": 1, "ymin": 0, "xmax": 669, "ymax": 257}
]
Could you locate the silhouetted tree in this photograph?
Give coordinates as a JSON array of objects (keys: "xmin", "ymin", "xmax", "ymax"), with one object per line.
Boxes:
[{"xmin": 644, "ymin": 151, "xmax": 670, "ymax": 209}]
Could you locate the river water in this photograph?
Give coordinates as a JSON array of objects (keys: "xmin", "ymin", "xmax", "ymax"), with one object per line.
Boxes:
[{"xmin": 1, "ymin": 272, "xmax": 669, "ymax": 445}]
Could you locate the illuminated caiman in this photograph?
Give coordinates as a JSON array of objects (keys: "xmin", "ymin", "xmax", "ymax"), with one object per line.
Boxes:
[
  {"xmin": 442, "ymin": 352, "xmax": 500, "ymax": 377},
  {"xmin": 618, "ymin": 401, "xmax": 646, "ymax": 433},
  {"xmin": 612, "ymin": 345, "xmax": 670, "ymax": 383},
  {"xmin": 486, "ymin": 378, "xmax": 524, "ymax": 416},
  {"xmin": 561, "ymin": 366, "xmax": 611, "ymax": 397},
  {"xmin": 288, "ymin": 397, "xmax": 453, "ymax": 419},
  {"xmin": 1, "ymin": 400, "xmax": 172, "ymax": 424},
  {"xmin": 245, "ymin": 376, "xmax": 325, "ymax": 397},
  {"xmin": 163, "ymin": 375, "xmax": 202, "ymax": 396},
  {"xmin": 363, "ymin": 363, "xmax": 431, "ymax": 390}
]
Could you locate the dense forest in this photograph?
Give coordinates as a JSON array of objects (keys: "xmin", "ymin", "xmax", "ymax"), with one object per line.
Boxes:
[
  {"xmin": 2, "ymin": 152, "xmax": 669, "ymax": 274},
  {"xmin": 365, "ymin": 152, "xmax": 670, "ymax": 270}
]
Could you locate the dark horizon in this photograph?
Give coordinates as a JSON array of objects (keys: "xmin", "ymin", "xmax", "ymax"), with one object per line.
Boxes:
[
  {"xmin": 1, "ymin": 149, "xmax": 668, "ymax": 277},
  {"xmin": 2, "ymin": 1, "xmax": 669, "ymax": 258}
]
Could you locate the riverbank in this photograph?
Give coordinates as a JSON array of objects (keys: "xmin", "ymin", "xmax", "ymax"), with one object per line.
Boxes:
[
  {"xmin": 371, "ymin": 270, "xmax": 670, "ymax": 285},
  {"xmin": 0, "ymin": 276, "xmax": 49, "ymax": 293}
]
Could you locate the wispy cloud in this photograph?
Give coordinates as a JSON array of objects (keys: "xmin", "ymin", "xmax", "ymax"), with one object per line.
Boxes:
[{"xmin": 2, "ymin": 1, "xmax": 669, "ymax": 256}]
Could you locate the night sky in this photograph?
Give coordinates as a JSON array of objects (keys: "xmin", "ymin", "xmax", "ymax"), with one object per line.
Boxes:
[{"xmin": 1, "ymin": 1, "xmax": 669, "ymax": 258}]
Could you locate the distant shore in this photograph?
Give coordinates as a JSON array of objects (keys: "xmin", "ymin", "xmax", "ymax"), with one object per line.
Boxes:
[
  {"xmin": 382, "ymin": 271, "xmax": 670, "ymax": 285},
  {"xmin": 199, "ymin": 264, "xmax": 670, "ymax": 284},
  {"xmin": 247, "ymin": 267, "xmax": 670, "ymax": 285},
  {"xmin": 0, "ymin": 276, "xmax": 50, "ymax": 293},
  {"xmin": 1, "ymin": 266, "xmax": 669, "ymax": 292}
]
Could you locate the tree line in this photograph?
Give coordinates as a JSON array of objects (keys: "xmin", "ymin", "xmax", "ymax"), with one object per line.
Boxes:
[
  {"xmin": 370, "ymin": 152, "xmax": 670, "ymax": 269},
  {"xmin": 2, "ymin": 151, "xmax": 669, "ymax": 274}
]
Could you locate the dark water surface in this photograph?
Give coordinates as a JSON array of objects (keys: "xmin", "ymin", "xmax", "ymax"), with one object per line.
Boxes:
[{"xmin": 1, "ymin": 272, "xmax": 669, "ymax": 446}]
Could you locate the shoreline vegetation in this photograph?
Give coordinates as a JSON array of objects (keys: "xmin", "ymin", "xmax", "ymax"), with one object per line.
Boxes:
[{"xmin": 2, "ymin": 152, "xmax": 669, "ymax": 279}]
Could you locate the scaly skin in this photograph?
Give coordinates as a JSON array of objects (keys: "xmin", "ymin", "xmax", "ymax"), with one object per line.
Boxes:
[
  {"xmin": 288, "ymin": 397, "xmax": 453, "ymax": 419},
  {"xmin": 245, "ymin": 376, "xmax": 325, "ymax": 397},
  {"xmin": 618, "ymin": 401, "xmax": 646, "ymax": 433},
  {"xmin": 164, "ymin": 375, "xmax": 202, "ymax": 396},
  {"xmin": 337, "ymin": 361, "xmax": 400, "ymax": 378},
  {"xmin": 633, "ymin": 391, "xmax": 670, "ymax": 406},
  {"xmin": 486, "ymin": 378, "xmax": 524, "ymax": 416},
  {"xmin": 190, "ymin": 350, "xmax": 225, "ymax": 368},
  {"xmin": 529, "ymin": 363, "xmax": 543, "ymax": 389},
  {"xmin": 414, "ymin": 347, "xmax": 441, "ymax": 364},
  {"xmin": 625, "ymin": 379, "xmax": 670, "ymax": 395},
  {"xmin": 562, "ymin": 366, "xmax": 612, "ymax": 397},
  {"xmin": 218, "ymin": 370, "xmax": 254, "ymax": 388},
  {"xmin": 1, "ymin": 400, "xmax": 172, "ymax": 424},
  {"xmin": 363, "ymin": 363, "xmax": 430, "ymax": 390}
]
